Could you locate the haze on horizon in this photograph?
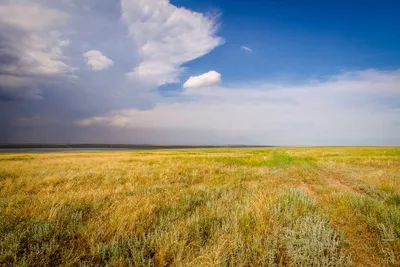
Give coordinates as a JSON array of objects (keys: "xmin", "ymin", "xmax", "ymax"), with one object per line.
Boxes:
[{"xmin": 0, "ymin": 0, "xmax": 399, "ymax": 146}]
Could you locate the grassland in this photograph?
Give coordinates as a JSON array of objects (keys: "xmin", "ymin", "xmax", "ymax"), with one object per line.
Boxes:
[{"xmin": 0, "ymin": 147, "xmax": 399, "ymax": 266}]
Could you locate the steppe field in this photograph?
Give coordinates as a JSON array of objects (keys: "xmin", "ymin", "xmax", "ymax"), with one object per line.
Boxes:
[{"xmin": 0, "ymin": 147, "xmax": 399, "ymax": 266}]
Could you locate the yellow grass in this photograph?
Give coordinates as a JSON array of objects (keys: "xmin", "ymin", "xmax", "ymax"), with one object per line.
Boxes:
[{"xmin": 0, "ymin": 147, "xmax": 399, "ymax": 266}]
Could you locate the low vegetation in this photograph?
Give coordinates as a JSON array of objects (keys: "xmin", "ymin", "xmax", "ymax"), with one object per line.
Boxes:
[{"xmin": 0, "ymin": 147, "xmax": 399, "ymax": 266}]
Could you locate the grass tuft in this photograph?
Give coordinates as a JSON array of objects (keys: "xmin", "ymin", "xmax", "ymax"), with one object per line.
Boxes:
[{"xmin": 0, "ymin": 170, "xmax": 18, "ymax": 180}]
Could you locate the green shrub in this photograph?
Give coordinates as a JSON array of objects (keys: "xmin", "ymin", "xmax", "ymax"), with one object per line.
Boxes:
[
  {"xmin": 271, "ymin": 189, "xmax": 351, "ymax": 266},
  {"xmin": 352, "ymin": 195, "xmax": 400, "ymax": 241}
]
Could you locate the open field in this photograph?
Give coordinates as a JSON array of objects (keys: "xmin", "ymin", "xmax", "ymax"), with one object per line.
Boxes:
[{"xmin": 0, "ymin": 147, "xmax": 399, "ymax": 266}]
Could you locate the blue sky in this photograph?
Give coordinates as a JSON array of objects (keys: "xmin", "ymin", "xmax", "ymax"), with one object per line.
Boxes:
[
  {"xmin": 179, "ymin": 0, "xmax": 400, "ymax": 80},
  {"xmin": 0, "ymin": 0, "xmax": 399, "ymax": 145}
]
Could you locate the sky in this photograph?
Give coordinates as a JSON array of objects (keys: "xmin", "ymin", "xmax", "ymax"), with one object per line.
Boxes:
[{"xmin": 0, "ymin": 0, "xmax": 399, "ymax": 145}]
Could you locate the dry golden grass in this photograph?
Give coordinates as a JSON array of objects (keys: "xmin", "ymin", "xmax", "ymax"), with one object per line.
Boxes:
[{"xmin": 0, "ymin": 147, "xmax": 399, "ymax": 266}]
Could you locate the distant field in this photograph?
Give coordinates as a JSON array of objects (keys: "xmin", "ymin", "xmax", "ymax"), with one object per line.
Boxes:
[
  {"xmin": 0, "ymin": 144, "xmax": 269, "ymax": 149},
  {"xmin": 0, "ymin": 147, "xmax": 399, "ymax": 266}
]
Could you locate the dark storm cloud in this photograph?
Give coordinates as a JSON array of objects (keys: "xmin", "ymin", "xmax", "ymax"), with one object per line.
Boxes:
[
  {"xmin": 0, "ymin": 46, "xmax": 20, "ymax": 68},
  {"xmin": 0, "ymin": 27, "xmax": 36, "ymax": 100},
  {"xmin": 0, "ymin": 0, "xmax": 159, "ymax": 143},
  {"xmin": 0, "ymin": 85, "xmax": 40, "ymax": 101},
  {"xmin": 0, "ymin": 25, "xmax": 23, "ymax": 68},
  {"xmin": 0, "ymin": 3, "xmax": 73, "ymax": 101}
]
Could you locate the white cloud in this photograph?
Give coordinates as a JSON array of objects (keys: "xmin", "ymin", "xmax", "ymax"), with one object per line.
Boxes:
[
  {"xmin": 59, "ymin": 39, "xmax": 70, "ymax": 47},
  {"xmin": 0, "ymin": 4, "xmax": 68, "ymax": 31},
  {"xmin": 0, "ymin": 3, "xmax": 74, "ymax": 100},
  {"xmin": 0, "ymin": 4, "xmax": 71, "ymax": 76},
  {"xmin": 121, "ymin": 0, "xmax": 223, "ymax": 86},
  {"xmin": 77, "ymin": 115, "xmax": 129, "ymax": 128},
  {"xmin": 83, "ymin": 50, "xmax": 113, "ymax": 71},
  {"xmin": 76, "ymin": 69, "xmax": 400, "ymax": 145},
  {"xmin": 241, "ymin": 46, "xmax": 252, "ymax": 52},
  {"xmin": 183, "ymin": 70, "xmax": 221, "ymax": 89}
]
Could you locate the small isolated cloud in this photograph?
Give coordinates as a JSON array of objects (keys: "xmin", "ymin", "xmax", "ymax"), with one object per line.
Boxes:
[
  {"xmin": 83, "ymin": 50, "xmax": 113, "ymax": 71},
  {"xmin": 59, "ymin": 39, "xmax": 70, "ymax": 47},
  {"xmin": 240, "ymin": 46, "xmax": 252, "ymax": 52},
  {"xmin": 76, "ymin": 115, "xmax": 129, "ymax": 128},
  {"xmin": 183, "ymin": 71, "xmax": 221, "ymax": 89}
]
